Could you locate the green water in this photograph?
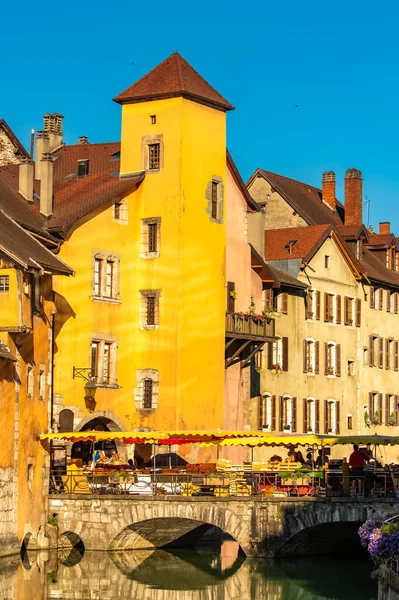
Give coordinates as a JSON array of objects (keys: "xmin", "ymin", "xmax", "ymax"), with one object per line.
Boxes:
[{"xmin": 0, "ymin": 547, "xmax": 378, "ymax": 599}]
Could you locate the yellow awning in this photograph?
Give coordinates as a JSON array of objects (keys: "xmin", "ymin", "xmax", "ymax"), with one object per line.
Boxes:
[{"xmin": 39, "ymin": 431, "xmax": 399, "ymax": 446}]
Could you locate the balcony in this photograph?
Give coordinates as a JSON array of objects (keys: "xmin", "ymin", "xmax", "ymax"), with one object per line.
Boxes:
[
  {"xmin": 225, "ymin": 313, "xmax": 275, "ymax": 368},
  {"xmin": 225, "ymin": 313, "xmax": 275, "ymax": 341}
]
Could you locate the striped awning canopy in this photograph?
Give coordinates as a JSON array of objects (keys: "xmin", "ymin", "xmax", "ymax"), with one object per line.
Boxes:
[{"xmin": 39, "ymin": 431, "xmax": 399, "ymax": 446}]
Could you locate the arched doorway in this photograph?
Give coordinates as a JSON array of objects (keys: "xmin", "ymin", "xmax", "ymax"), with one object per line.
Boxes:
[{"xmin": 71, "ymin": 414, "xmax": 128, "ymax": 465}]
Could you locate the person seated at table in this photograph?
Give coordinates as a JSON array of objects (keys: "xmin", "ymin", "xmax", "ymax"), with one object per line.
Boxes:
[
  {"xmin": 349, "ymin": 444, "xmax": 366, "ymax": 494},
  {"xmin": 285, "ymin": 451, "xmax": 295, "ymax": 463},
  {"xmin": 128, "ymin": 458, "xmax": 137, "ymax": 470},
  {"xmin": 315, "ymin": 450, "xmax": 329, "ymax": 469},
  {"xmin": 305, "ymin": 452, "xmax": 313, "ymax": 468},
  {"xmin": 294, "ymin": 450, "xmax": 305, "ymax": 465}
]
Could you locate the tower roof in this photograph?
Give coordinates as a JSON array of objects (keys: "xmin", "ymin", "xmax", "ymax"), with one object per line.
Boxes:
[{"xmin": 113, "ymin": 52, "xmax": 234, "ymax": 112}]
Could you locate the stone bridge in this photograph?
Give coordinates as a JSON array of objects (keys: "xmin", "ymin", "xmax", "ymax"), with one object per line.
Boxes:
[{"xmin": 48, "ymin": 496, "xmax": 398, "ymax": 557}]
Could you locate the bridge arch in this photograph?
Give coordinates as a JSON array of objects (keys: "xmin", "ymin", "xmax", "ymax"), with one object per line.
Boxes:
[{"xmin": 75, "ymin": 411, "xmax": 127, "ymax": 432}]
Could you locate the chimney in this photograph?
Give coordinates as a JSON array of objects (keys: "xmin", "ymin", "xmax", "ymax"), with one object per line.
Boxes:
[
  {"xmin": 379, "ymin": 222, "xmax": 390, "ymax": 235},
  {"xmin": 344, "ymin": 168, "xmax": 363, "ymax": 226},
  {"xmin": 40, "ymin": 153, "xmax": 54, "ymax": 217},
  {"xmin": 77, "ymin": 136, "xmax": 89, "ymax": 145},
  {"xmin": 322, "ymin": 171, "xmax": 336, "ymax": 211},
  {"xmin": 43, "ymin": 113, "xmax": 64, "ymax": 152},
  {"xmin": 18, "ymin": 157, "xmax": 34, "ymax": 202},
  {"xmin": 35, "ymin": 131, "xmax": 49, "ymax": 180}
]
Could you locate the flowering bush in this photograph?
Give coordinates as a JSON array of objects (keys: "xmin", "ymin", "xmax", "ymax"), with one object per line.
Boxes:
[
  {"xmin": 359, "ymin": 512, "xmax": 399, "ymax": 562},
  {"xmin": 358, "ymin": 519, "xmax": 383, "ymax": 548}
]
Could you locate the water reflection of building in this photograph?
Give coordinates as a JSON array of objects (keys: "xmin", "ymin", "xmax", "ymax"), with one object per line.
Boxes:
[{"xmin": 0, "ymin": 548, "xmax": 378, "ymax": 600}]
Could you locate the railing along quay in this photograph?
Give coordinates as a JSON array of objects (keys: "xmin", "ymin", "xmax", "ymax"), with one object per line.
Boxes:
[{"xmin": 49, "ymin": 469, "xmax": 399, "ymax": 499}]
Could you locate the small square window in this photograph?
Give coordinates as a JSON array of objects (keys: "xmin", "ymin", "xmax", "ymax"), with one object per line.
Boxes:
[
  {"xmin": 347, "ymin": 360, "xmax": 355, "ymax": 376},
  {"xmin": 150, "ymin": 115, "xmax": 156, "ymax": 124},
  {"xmin": 148, "ymin": 143, "xmax": 160, "ymax": 170},
  {"xmin": 0, "ymin": 276, "xmax": 9, "ymax": 292},
  {"xmin": 347, "ymin": 415, "xmax": 353, "ymax": 429}
]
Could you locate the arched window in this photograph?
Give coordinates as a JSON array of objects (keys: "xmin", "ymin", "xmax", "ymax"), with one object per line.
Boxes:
[{"xmin": 58, "ymin": 409, "xmax": 74, "ymax": 433}]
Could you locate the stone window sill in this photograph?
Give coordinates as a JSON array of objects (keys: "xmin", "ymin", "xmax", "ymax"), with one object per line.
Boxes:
[
  {"xmin": 91, "ymin": 296, "xmax": 121, "ymax": 305},
  {"xmin": 93, "ymin": 384, "xmax": 119, "ymax": 390},
  {"xmin": 140, "ymin": 252, "xmax": 160, "ymax": 260},
  {"xmin": 140, "ymin": 324, "xmax": 159, "ymax": 331},
  {"xmin": 136, "ymin": 408, "xmax": 157, "ymax": 415}
]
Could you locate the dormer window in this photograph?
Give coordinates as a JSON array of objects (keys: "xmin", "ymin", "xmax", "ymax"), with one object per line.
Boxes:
[{"xmin": 78, "ymin": 159, "xmax": 89, "ymax": 177}]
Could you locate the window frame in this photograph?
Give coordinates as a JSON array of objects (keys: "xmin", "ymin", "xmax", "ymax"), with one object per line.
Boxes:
[
  {"xmin": 0, "ymin": 275, "xmax": 9, "ymax": 292},
  {"xmin": 90, "ymin": 337, "xmax": 118, "ymax": 387},
  {"xmin": 140, "ymin": 217, "xmax": 161, "ymax": 259},
  {"xmin": 92, "ymin": 251, "xmax": 120, "ymax": 303}
]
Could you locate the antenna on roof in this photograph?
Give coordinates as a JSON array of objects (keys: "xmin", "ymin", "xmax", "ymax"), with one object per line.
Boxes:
[
  {"xmin": 29, "ymin": 129, "xmax": 35, "ymax": 159},
  {"xmin": 364, "ymin": 195, "xmax": 370, "ymax": 229}
]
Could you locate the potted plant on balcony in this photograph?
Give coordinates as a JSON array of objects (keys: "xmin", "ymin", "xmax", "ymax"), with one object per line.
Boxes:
[
  {"xmin": 307, "ymin": 428, "xmax": 313, "ymax": 434},
  {"xmin": 283, "ymin": 424, "xmax": 291, "ymax": 431},
  {"xmin": 230, "ymin": 290, "xmax": 238, "ymax": 300},
  {"xmin": 388, "ymin": 412, "xmax": 396, "ymax": 426},
  {"xmin": 307, "ymin": 366, "xmax": 313, "ymax": 373},
  {"xmin": 262, "ymin": 425, "xmax": 269, "ymax": 432},
  {"xmin": 372, "ymin": 411, "xmax": 380, "ymax": 426},
  {"xmin": 364, "ymin": 410, "xmax": 371, "ymax": 427},
  {"xmin": 272, "ymin": 363, "xmax": 282, "ymax": 374},
  {"xmin": 327, "ymin": 368, "xmax": 334, "ymax": 376}
]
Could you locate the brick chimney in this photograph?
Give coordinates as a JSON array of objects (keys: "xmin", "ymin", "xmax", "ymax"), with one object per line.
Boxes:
[
  {"xmin": 18, "ymin": 157, "xmax": 34, "ymax": 203},
  {"xmin": 379, "ymin": 222, "xmax": 390, "ymax": 235},
  {"xmin": 40, "ymin": 153, "xmax": 54, "ymax": 217},
  {"xmin": 322, "ymin": 171, "xmax": 336, "ymax": 210},
  {"xmin": 344, "ymin": 168, "xmax": 363, "ymax": 226},
  {"xmin": 35, "ymin": 131, "xmax": 49, "ymax": 180}
]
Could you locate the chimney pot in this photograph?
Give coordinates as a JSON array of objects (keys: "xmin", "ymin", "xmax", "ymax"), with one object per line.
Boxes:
[
  {"xmin": 77, "ymin": 136, "xmax": 89, "ymax": 145},
  {"xmin": 322, "ymin": 171, "xmax": 336, "ymax": 211},
  {"xmin": 379, "ymin": 221, "xmax": 390, "ymax": 235},
  {"xmin": 42, "ymin": 113, "xmax": 64, "ymax": 152},
  {"xmin": 18, "ymin": 157, "xmax": 34, "ymax": 203},
  {"xmin": 40, "ymin": 153, "xmax": 54, "ymax": 217},
  {"xmin": 344, "ymin": 168, "xmax": 363, "ymax": 226}
]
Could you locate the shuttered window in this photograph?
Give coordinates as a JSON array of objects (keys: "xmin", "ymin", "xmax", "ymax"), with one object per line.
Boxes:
[
  {"xmin": 324, "ymin": 293, "xmax": 334, "ymax": 323},
  {"xmin": 370, "ymin": 286, "xmax": 375, "ymax": 308},
  {"xmin": 264, "ymin": 288, "xmax": 274, "ymax": 311},
  {"xmin": 395, "ymin": 341, "xmax": 399, "ymax": 371},
  {"xmin": 94, "ymin": 259, "xmax": 102, "ymax": 296},
  {"xmin": 91, "ymin": 341, "xmax": 100, "ymax": 383},
  {"xmin": 227, "ymin": 282, "xmax": 235, "ymax": 313},
  {"xmin": 315, "ymin": 291, "xmax": 321, "ymax": 320},
  {"xmin": 355, "ymin": 299, "xmax": 361, "ymax": 327},
  {"xmin": 336, "ymin": 295, "xmax": 341, "ymax": 324},
  {"xmin": 282, "ymin": 337, "xmax": 289, "ymax": 371},
  {"xmin": 281, "ymin": 292, "xmax": 288, "ymax": 315},
  {"xmin": 379, "ymin": 337, "xmax": 384, "ymax": 369},
  {"xmin": 395, "ymin": 293, "xmax": 399, "ymax": 315},
  {"xmin": 259, "ymin": 395, "xmax": 275, "ymax": 431},
  {"xmin": 303, "ymin": 398, "xmax": 319, "ymax": 433}
]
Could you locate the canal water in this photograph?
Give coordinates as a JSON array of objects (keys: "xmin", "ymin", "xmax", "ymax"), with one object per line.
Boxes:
[{"xmin": 0, "ymin": 545, "xmax": 378, "ymax": 599}]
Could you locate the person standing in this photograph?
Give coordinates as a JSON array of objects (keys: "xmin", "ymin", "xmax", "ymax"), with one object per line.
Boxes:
[{"xmin": 349, "ymin": 444, "xmax": 366, "ymax": 495}]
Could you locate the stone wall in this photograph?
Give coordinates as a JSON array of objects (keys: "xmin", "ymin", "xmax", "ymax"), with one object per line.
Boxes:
[
  {"xmin": 49, "ymin": 496, "xmax": 397, "ymax": 558},
  {"xmin": 0, "ymin": 466, "xmax": 18, "ymax": 555},
  {"xmin": 0, "ymin": 127, "xmax": 22, "ymax": 166}
]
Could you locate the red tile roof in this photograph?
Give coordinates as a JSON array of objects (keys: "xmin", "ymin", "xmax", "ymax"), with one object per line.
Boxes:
[
  {"xmin": 360, "ymin": 247, "xmax": 399, "ymax": 288},
  {"xmin": 254, "ymin": 170, "xmax": 344, "ymax": 227},
  {"xmin": 113, "ymin": 52, "xmax": 234, "ymax": 112},
  {"xmin": 264, "ymin": 225, "xmax": 332, "ymax": 262},
  {"xmin": 0, "ymin": 211, "xmax": 73, "ymax": 275},
  {"xmin": 366, "ymin": 232, "xmax": 397, "ymax": 249}
]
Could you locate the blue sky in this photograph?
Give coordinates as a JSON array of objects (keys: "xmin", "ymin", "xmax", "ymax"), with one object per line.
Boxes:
[{"xmin": 2, "ymin": 0, "xmax": 399, "ymax": 231}]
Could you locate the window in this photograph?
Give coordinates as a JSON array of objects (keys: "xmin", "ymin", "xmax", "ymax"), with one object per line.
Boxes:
[
  {"xmin": 90, "ymin": 338, "xmax": 117, "ymax": 386},
  {"xmin": 92, "ymin": 253, "xmax": 120, "ymax": 301},
  {"xmin": 356, "ymin": 240, "xmax": 361, "ymax": 260},
  {"xmin": 139, "ymin": 290, "xmax": 161, "ymax": 329},
  {"xmin": 148, "ymin": 223, "xmax": 157, "ymax": 253},
  {"xmin": 347, "ymin": 359, "xmax": 355, "ymax": 376},
  {"xmin": 91, "ymin": 341, "xmax": 100, "ymax": 382},
  {"xmin": 255, "ymin": 350, "xmax": 264, "ymax": 370},
  {"xmin": 77, "ymin": 159, "xmax": 89, "ymax": 177},
  {"xmin": 303, "ymin": 338, "xmax": 319, "ymax": 374},
  {"xmin": 363, "ymin": 347, "xmax": 369, "ymax": 365},
  {"xmin": 368, "ymin": 392, "xmax": 383, "ymax": 424},
  {"xmin": 140, "ymin": 218, "xmax": 161, "ymax": 258},
  {"xmin": 94, "ymin": 259, "xmax": 101, "ymax": 296},
  {"xmin": 206, "ymin": 177, "xmax": 223, "ymax": 223},
  {"xmin": 325, "ymin": 255, "xmax": 330, "ymax": 268},
  {"xmin": 259, "ymin": 394, "xmax": 276, "ymax": 431},
  {"xmin": 370, "ymin": 286, "xmax": 375, "ymax": 308},
  {"xmin": 142, "ymin": 379, "xmax": 153, "ymax": 408},
  {"xmin": 0, "ymin": 275, "xmax": 9, "ymax": 292},
  {"xmin": 134, "ymin": 369, "xmax": 159, "ymax": 411},
  {"xmin": 303, "ymin": 398, "xmax": 320, "ymax": 434},
  {"xmin": 148, "ymin": 143, "xmax": 160, "ymax": 170},
  {"xmin": 27, "ymin": 365, "xmax": 34, "ymax": 398},
  {"xmin": 325, "ymin": 342, "xmax": 340, "ymax": 377},
  {"xmin": 113, "ymin": 200, "xmax": 128, "ymax": 223},
  {"xmin": 369, "ymin": 335, "xmax": 378, "ymax": 367},
  {"xmin": 386, "ymin": 339, "xmax": 394, "ymax": 370},
  {"xmin": 395, "ymin": 293, "xmax": 398, "ymax": 314},
  {"xmin": 324, "ymin": 293, "xmax": 335, "ymax": 323},
  {"xmin": 150, "ymin": 115, "xmax": 156, "ymax": 125},
  {"xmin": 391, "ymin": 248, "xmax": 396, "ymax": 271},
  {"xmin": 279, "ymin": 292, "xmax": 288, "ymax": 315},
  {"xmin": 306, "ymin": 288, "xmax": 315, "ymax": 319},
  {"xmin": 39, "ymin": 369, "xmax": 45, "ymax": 400},
  {"xmin": 324, "ymin": 399, "xmax": 340, "ymax": 434},
  {"xmin": 264, "ymin": 288, "xmax": 275, "ymax": 312},
  {"xmin": 379, "ymin": 289, "xmax": 383, "ymax": 310},
  {"xmin": 347, "ymin": 414, "xmax": 353, "ymax": 430},
  {"xmin": 344, "ymin": 297, "xmax": 354, "ymax": 326},
  {"xmin": 385, "ymin": 394, "xmax": 399, "ymax": 426},
  {"xmin": 268, "ymin": 337, "xmax": 288, "ymax": 371},
  {"xmin": 279, "ymin": 395, "xmax": 297, "ymax": 432},
  {"xmin": 227, "ymin": 282, "xmax": 236, "ymax": 313},
  {"xmin": 211, "ymin": 181, "xmax": 219, "ymax": 219},
  {"xmin": 387, "ymin": 291, "xmax": 392, "ymax": 313},
  {"xmin": 103, "ymin": 342, "xmax": 111, "ymax": 384}
]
